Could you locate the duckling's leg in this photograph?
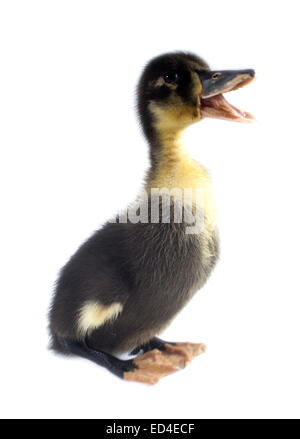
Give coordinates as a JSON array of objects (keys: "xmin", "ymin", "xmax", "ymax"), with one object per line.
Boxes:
[
  {"xmin": 57, "ymin": 335, "xmax": 204, "ymax": 385},
  {"xmin": 57, "ymin": 335, "xmax": 181, "ymax": 384},
  {"xmin": 57, "ymin": 336, "xmax": 136, "ymax": 378}
]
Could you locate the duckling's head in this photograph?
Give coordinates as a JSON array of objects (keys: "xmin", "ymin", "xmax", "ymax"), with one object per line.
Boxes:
[{"xmin": 137, "ymin": 52, "xmax": 255, "ymax": 145}]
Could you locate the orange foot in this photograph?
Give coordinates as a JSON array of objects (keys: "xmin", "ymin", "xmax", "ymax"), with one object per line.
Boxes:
[{"xmin": 124, "ymin": 342, "xmax": 206, "ymax": 385}]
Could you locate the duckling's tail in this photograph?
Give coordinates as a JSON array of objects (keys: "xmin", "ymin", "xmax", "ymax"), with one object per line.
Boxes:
[{"xmin": 49, "ymin": 332, "xmax": 72, "ymax": 355}]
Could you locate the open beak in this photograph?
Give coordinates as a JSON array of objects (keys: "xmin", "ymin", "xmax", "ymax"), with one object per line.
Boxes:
[{"xmin": 197, "ymin": 69, "xmax": 255, "ymax": 122}]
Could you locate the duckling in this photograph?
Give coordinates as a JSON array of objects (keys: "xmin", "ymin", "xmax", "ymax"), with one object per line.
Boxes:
[{"xmin": 49, "ymin": 52, "xmax": 255, "ymax": 384}]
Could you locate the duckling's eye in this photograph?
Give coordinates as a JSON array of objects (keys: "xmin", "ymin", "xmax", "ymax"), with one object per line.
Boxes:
[
  {"xmin": 212, "ymin": 72, "xmax": 221, "ymax": 80},
  {"xmin": 163, "ymin": 71, "xmax": 179, "ymax": 84}
]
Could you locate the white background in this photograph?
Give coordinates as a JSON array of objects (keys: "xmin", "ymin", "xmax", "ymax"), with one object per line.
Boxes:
[{"xmin": 1, "ymin": 0, "xmax": 300, "ymax": 419}]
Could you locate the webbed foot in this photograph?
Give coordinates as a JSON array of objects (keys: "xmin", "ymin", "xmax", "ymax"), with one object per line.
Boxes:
[{"xmin": 124, "ymin": 342, "xmax": 206, "ymax": 385}]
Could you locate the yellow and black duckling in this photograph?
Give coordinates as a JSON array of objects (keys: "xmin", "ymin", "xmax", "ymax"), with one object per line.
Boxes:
[{"xmin": 49, "ymin": 52, "xmax": 254, "ymax": 384}]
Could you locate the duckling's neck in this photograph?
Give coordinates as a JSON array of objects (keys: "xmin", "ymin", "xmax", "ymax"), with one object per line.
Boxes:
[
  {"xmin": 145, "ymin": 126, "xmax": 217, "ymax": 230},
  {"xmin": 146, "ymin": 128, "xmax": 209, "ymax": 192},
  {"xmin": 147, "ymin": 130, "xmax": 185, "ymax": 180}
]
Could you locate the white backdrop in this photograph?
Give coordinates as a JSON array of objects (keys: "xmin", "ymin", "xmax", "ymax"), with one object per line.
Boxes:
[{"xmin": 1, "ymin": 0, "xmax": 300, "ymax": 419}]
